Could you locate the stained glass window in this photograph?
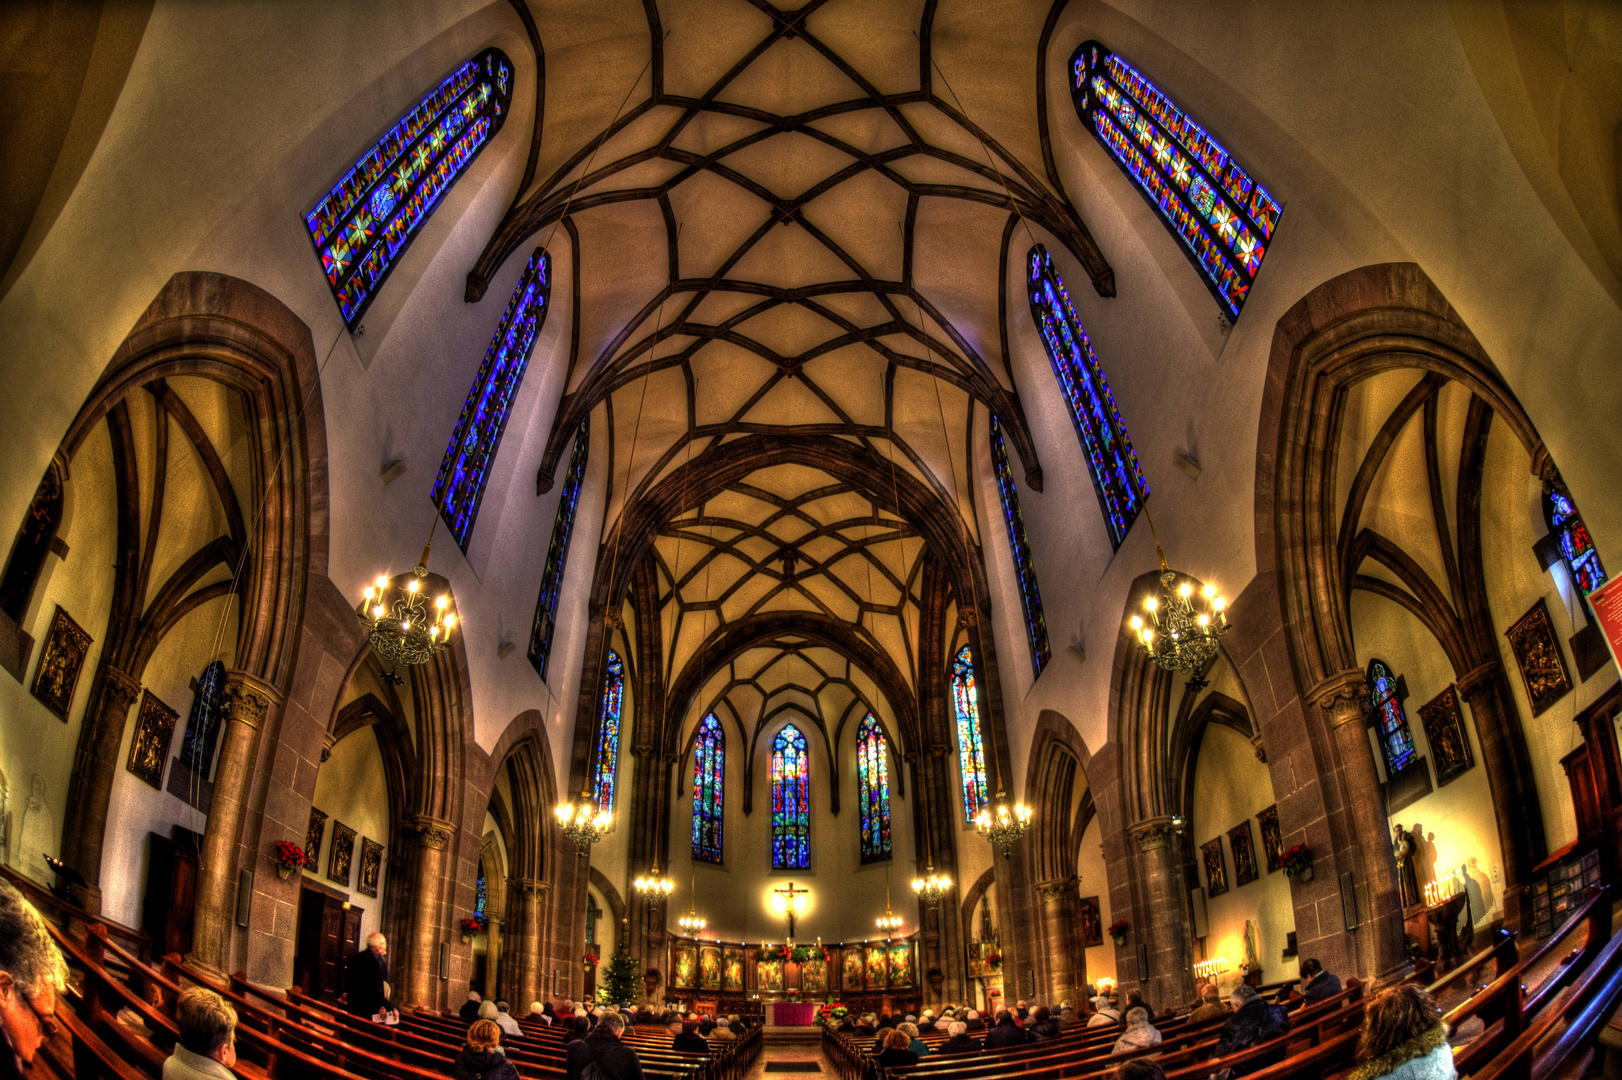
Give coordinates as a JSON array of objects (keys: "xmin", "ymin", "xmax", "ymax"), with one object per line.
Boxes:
[
  {"xmin": 691, "ymin": 714, "xmax": 725, "ymax": 864},
  {"xmin": 527, "ymin": 421, "xmax": 589, "ymax": 681},
  {"xmin": 951, "ymin": 645, "xmax": 990, "ymax": 820},
  {"xmin": 1027, "ymin": 246, "xmax": 1148, "ymax": 549},
  {"xmin": 305, "ymin": 49, "xmax": 513, "ymax": 328},
  {"xmin": 475, "ymin": 868, "xmax": 487, "ymax": 919},
  {"xmin": 1366, "ymin": 659, "xmax": 1417, "ymax": 776},
  {"xmin": 1545, "ymin": 489, "xmax": 1607, "ymax": 602},
  {"xmin": 1069, "ymin": 41, "xmax": 1281, "ymax": 320},
  {"xmin": 856, "ymin": 714, "xmax": 892, "ymax": 863},
  {"xmin": 0, "ymin": 462, "xmax": 63, "ymax": 622},
  {"xmin": 432, "ymin": 248, "xmax": 552, "ymax": 549},
  {"xmin": 771, "ymin": 725, "xmax": 811, "ymax": 869},
  {"xmin": 592, "ymin": 652, "xmax": 624, "ymax": 815},
  {"xmin": 178, "ymin": 661, "xmax": 226, "ymax": 777},
  {"xmin": 990, "ymin": 415, "xmax": 1051, "ymax": 676}
]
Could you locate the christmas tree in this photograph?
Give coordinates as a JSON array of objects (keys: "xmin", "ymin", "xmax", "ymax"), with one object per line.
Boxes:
[{"xmin": 597, "ymin": 935, "xmax": 641, "ymax": 1006}]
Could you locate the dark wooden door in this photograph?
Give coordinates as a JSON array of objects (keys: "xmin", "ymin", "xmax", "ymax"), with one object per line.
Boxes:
[
  {"xmin": 339, "ymin": 907, "xmax": 363, "ymax": 998},
  {"xmin": 293, "ymin": 888, "xmax": 326, "ymax": 995},
  {"xmin": 293, "ymin": 885, "xmax": 364, "ymax": 1002},
  {"xmin": 142, "ymin": 833, "xmax": 198, "ymax": 959}
]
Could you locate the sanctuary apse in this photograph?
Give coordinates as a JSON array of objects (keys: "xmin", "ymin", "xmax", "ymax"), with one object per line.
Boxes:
[{"xmin": 1, "ymin": 1, "xmax": 1620, "ymax": 1059}]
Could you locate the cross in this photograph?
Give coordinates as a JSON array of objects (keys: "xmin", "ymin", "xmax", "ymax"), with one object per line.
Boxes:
[{"xmin": 774, "ymin": 881, "xmax": 808, "ymax": 940}]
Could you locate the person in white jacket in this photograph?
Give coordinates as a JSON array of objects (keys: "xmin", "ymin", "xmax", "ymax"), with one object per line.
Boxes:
[
  {"xmin": 1345, "ymin": 986, "xmax": 1454, "ymax": 1080},
  {"xmin": 1112, "ymin": 1007, "xmax": 1164, "ymax": 1055}
]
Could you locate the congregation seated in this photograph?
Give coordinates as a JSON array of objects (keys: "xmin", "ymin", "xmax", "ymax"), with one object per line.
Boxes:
[
  {"xmin": 1058, "ymin": 1004, "xmax": 1080, "ymax": 1029},
  {"xmin": 1349, "ymin": 984, "xmax": 1451, "ymax": 1080},
  {"xmin": 461, "ymin": 992, "xmax": 485, "ymax": 1021},
  {"xmin": 938, "ymin": 1020, "xmax": 980, "ymax": 1055},
  {"xmin": 165, "ymin": 987, "xmax": 240, "ymax": 1080},
  {"xmin": 709, "ymin": 1017, "xmax": 737, "ymax": 1043},
  {"xmin": 1028, "ymin": 1005, "xmax": 1062, "ymax": 1041},
  {"xmin": 453, "ymin": 1018, "xmax": 519, "ymax": 1080},
  {"xmin": 1299, "ymin": 958, "xmax": 1343, "ymax": 1004},
  {"xmin": 1087, "ymin": 995, "xmax": 1122, "ymax": 1027},
  {"xmin": 962, "ymin": 1009, "xmax": 984, "ymax": 1033},
  {"xmin": 1190, "ymin": 983, "xmax": 1232, "ymax": 1024},
  {"xmin": 1015, "ymin": 999, "xmax": 1030, "ymax": 1021},
  {"xmin": 898, "ymin": 1021, "xmax": 929, "ymax": 1057},
  {"xmin": 1111, "ymin": 1006, "xmax": 1163, "ymax": 1055},
  {"xmin": 1125, "ymin": 987, "xmax": 1154, "ymax": 1020},
  {"xmin": 479, "ymin": 999, "xmax": 523, "ymax": 1039},
  {"xmin": 0, "ymin": 880, "xmax": 69, "ymax": 1079},
  {"xmin": 917, "ymin": 1010, "xmax": 938, "ymax": 1033},
  {"xmin": 566, "ymin": 1013, "xmax": 645, "ymax": 1080},
  {"xmin": 526, "ymin": 1000, "xmax": 554, "ymax": 1026},
  {"xmin": 697, "ymin": 1015, "xmax": 716, "ymax": 1036},
  {"xmin": 565, "ymin": 1015, "xmax": 591, "ymax": 1042},
  {"xmin": 1214, "ymin": 984, "xmax": 1293, "ymax": 1077},
  {"xmin": 875, "ymin": 1028, "xmax": 919, "ymax": 1069},
  {"xmin": 671, "ymin": 1018, "xmax": 709, "ymax": 1052},
  {"xmin": 983, "ymin": 1009, "xmax": 1033, "ymax": 1049}
]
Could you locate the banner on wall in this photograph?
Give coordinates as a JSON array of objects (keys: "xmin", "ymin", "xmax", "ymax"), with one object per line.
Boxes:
[{"xmin": 1590, "ymin": 578, "xmax": 1622, "ymax": 674}]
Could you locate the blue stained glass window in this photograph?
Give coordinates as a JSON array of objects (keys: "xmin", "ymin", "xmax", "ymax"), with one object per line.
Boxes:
[
  {"xmin": 951, "ymin": 646, "xmax": 990, "ymax": 820},
  {"xmin": 1027, "ymin": 246, "xmax": 1149, "ymax": 549},
  {"xmin": 592, "ymin": 652, "xmax": 624, "ymax": 815},
  {"xmin": 433, "ymin": 248, "xmax": 552, "ymax": 549},
  {"xmin": 691, "ymin": 715, "xmax": 725, "ymax": 863},
  {"xmin": 771, "ymin": 725, "xmax": 811, "ymax": 869},
  {"xmin": 1545, "ymin": 489, "xmax": 1607, "ymax": 600},
  {"xmin": 990, "ymin": 415, "xmax": 1051, "ymax": 676},
  {"xmin": 1367, "ymin": 659, "xmax": 1417, "ymax": 776},
  {"xmin": 527, "ymin": 420, "xmax": 589, "ymax": 681},
  {"xmin": 305, "ymin": 49, "xmax": 514, "ymax": 328},
  {"xmin": 856, "ymin": 714, "xmax": 892, "ymax": 863},
  {"xmin": 178, "ymin": 661, "xmax": 226, "ymax": 777},
  {"xmin": 475, "ymin": 868, "xmax": 487, "ymax": 919},
  {"xmin": 1069, "ymin": 40, "xmax": 1281, "ymax": 320}
]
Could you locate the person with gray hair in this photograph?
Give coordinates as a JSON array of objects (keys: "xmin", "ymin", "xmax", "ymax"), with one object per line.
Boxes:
[
  {"xmin": 1111, "ymin": 1006, "xmax": 1163, "ymax": 1055},
  {"xmin": 0, "ymin": 880, "xmax": 68, "ymax": 1078},
  {"xmin": 939, "ymin": 1019, "xmax": 980, "ymax": 1055},
  {"xmin": 566, "ymin": 1010, "xmax": 645, "ymax": 1080},
  {"xmin": 346, "ymin": 932, "xmax": 390, "ymax": 1019},
  {"xmin": 164, "ymin": 986, "xmax": 239, "ymax": 1079}
]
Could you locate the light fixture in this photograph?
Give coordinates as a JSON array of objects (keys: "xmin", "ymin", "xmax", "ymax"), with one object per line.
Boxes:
[
  {"xmin": 876, "ymin": 868, "xmax": 904, "ymax": 934},
  {"xmin": 677, "ymin": 908, "xmax": 707, "ymax": 935},
  {"xmin": 555, "ymin": 792, "xmax": 611, "ymax": 856},
  {"xmin": 355, "ymin": 532, "xmax": 457, "ymax": 672},
  {"xmin": 633, "ymin": 861, "xmax": 674, "ymax": 900},
  {"xmin": 1129, "ymin": 518, "xmax": 1229, "ymax": 678},
  {"xmin": 1193, "ymin": 956, "xmax": 1231, "ymax": 981},
  {"xmin": 911, "ymin": 861, "xmax": 951, "ymax": 908},
  {"xmin": 975, "ymin": 790, "xmax": 1032, "ymax": 860}
]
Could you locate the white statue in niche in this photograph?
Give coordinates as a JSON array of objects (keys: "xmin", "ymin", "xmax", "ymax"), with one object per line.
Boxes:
[{"xmin": 18, "ymin": 774, "xmax": 54, "ymax": 884}]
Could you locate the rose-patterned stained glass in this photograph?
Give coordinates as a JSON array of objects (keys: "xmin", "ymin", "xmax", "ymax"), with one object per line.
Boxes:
[
  {"xmin": 305, "ymin": 49, "xmax": 513, "ymax": 328},
  {"xmin": 1027, "ymin": 246, "xmax": 1148, "ymax": 549},
  {"xmin": 951, "ymin": 645, "xmax": 990, "ymax": 820},
  {"xmin": 1070, "ymin": 40, "xmax": 1281, "ymax": 319},
  {"xmin": 432, "ymin": 248, "xmax": 552, "ymax": 549},
  {"xmin": 691, "ymin": 714, "xmax": 725, "ymax": 864},
  {"xmin": 990, "ymin": 415, "xmax": 1050, "ymax": 676},
  {"xmin": 527, "ymin": 421, "xmax": 589, "ymax": 681},
  {"xmin": 1367, "ymin": 659, "xmax": 1418, "ymax": 776},
  {"xmin": 771, "ymin": 725, "xmax": 811, "ymax": 870},
  {"xmin": 856, "ymin": 714, "xmax": 891, "ymax": 863},
  {"xmin": 1545, "ymin": 489, "xmax": 1607, "ymax": 600},
  {"xmin": 592, "ymin": 652, "xmax": 624, "ymax": 814}
]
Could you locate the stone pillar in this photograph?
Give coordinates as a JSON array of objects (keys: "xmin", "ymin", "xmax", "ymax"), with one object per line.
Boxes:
[
  {"xmin": 60, "ymin": 664, "xmax": 143, "ymax": 912},
  {"xmin": 1129, "ymin": 816, "xmax": 1194, "ymax": 1011},
  {"xmin": 1314, "ymin": 671, "xmax": 1410, "ymax": 985},
  {"xmin": 484, "ymin": 876, "xmax": 506, "ymax": 999},
  {"xmin": 402, "ymin": 815, "xmax": 457, "ymax": 1008},
  {"xmin": 189, "ymin": 671, "xmax": 280, "ymax": 974},
  {"xmin": 1456, "ymin": 661, "xmax": 1537, "ymax": 931},
  {"xmin": 1034, "ymin": 876, "xmax": 1085, "ymax": 1006},
  {"xmin": 506, "ymin": 877, "xmax": 547, "ymax": 1007}
]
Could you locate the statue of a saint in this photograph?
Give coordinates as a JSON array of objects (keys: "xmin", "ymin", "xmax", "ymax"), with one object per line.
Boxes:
[{"xmin": 1394, "ymin": 824, "xmax": 1421, "ymax": 909}]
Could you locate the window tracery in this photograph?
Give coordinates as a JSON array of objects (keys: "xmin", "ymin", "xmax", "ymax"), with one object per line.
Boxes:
[
  {"xmin": 1069, "ymin": 40, "xmax": 1281, "ymax": 320},
  {"xmin": 1366, "ymin": 658, "xmax": 1418, "ymax": 776},
  {"xmin": 771, "ymin": 724, "xmax": 811, "ymax": 869},
  {"xmin": 951, "ymin": 645, "xmax": 990, "ymax": 820},
  {"xmin": 592, "ymin": 652, "xmax": 624, "ymax": 815},
  {"xmin": 305, "ymin": 49, "xmax": 513, "ymax": 328},
  {"xmin": 856, "ymin": 714, "xmax": 892, "ymax": 863},
  {"xmin": 990, "ymin": 415, "xmax": 1050, "ymax": 675},
  {"xmin": 1027, "ymin": 245, "xmax": 1148, "ymax": 549},
  {"xmin": 178, "ymin": 660, "xmax": 226, "ymax": 777},
  {"xmin": 691, "ymin": 714, "xmax": 725, "ymax": 863},
  {"xmin": 1544, "ymin": 488, "xmax": 1607, "ymax": 603},
  {"xmin": 432, "ymin": 248, "xmax": 552, "ymax": 549},
  {"xmin": 527, "ymin": 420, "xmax": 588, "ymax": 681}
]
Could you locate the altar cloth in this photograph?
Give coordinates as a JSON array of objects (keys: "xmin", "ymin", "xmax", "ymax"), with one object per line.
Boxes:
[{"xmin": 771, "ymin": 1002, "xmax": 818, "ymax": 1026}]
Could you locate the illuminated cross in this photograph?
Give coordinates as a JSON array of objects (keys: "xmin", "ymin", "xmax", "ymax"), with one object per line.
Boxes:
[{"xmin": 774, "ymin": 881, "xmax": 808, "ymax": 940}]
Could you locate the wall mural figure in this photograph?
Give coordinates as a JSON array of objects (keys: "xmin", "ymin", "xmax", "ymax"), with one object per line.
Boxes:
[
  {"xmin": 18, "ymin": 775, "xmax": 52, "ymax": 882},
  {"xmin": 1079, "ymin": 896, "xmax": 1102, "ymax": 947}
]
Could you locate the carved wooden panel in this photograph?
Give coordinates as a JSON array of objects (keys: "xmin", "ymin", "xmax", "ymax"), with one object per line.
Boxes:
[
  {"xmin": 328, "ymin": 821, "xmax": 355, "ymax": 887},
  {"xmin": 305, "ymin": 807, "xmax": 327, "ymax": 868},
  {"xmin": 127, "ymin": 689, "xmax": 178, "ymax": 789},
  {"xmin": 1257, "ymin": 804, "xmax": 1283, "ymax": 873},
  {"xmin": 1229, "ymin": 821, "xmax": 1258, "ymax": 887},
  {"xmin": 1078, "ymin": 895, "xmax": 1102, "ymax": 946},
  {"xmin": 1202, "ymin": 837, "xmax": 1228, "ymax": 897},
  {"xmin": 1506, "ymin": 598, "xmax": 1572, "ymax": 717},
  {"xmin": 31, "ymin": 605, "xmax": 90, "ymax": 721},
  {"xmin": 357, "ymin": 837, "xmax": 383, "ymax": 898},
  {"xmin": 1419, "ymin": 685, "xmax": 1475, "ymax": 786}
]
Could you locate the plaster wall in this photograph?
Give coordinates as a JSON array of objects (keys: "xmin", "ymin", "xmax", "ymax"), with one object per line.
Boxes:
[
  {"xmin": 1076, "ymin": 814, "xmax": 1114, "ymax": 988},
  {"xmin": 307, "ymin": 726, "xmax": 392, "ymax": 947}
]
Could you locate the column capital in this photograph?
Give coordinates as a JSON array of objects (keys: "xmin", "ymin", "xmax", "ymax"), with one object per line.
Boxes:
[
  {"xmin": 1456, "ymin": 661, "xmax": 1502, "ymax": 700},
  {"xmin": 1034, "ymin": 876, "xmax": 1078, "ymax": 902},
  {"xmin": 411, "ymin": 815, "xmax": 457, "ymax": 850},
  {"xmin": 221, "ymin": 670, "xmax": 284, "ymax": 730},
  {"xmin": 511, "ymin": 876, "xmax": 550, "ymax": 897},
  {"xmin": 100, "ymin": 664, "xmax": 143, "ymax": 710},
  {"xmin": 1307, "ymin": 669, "xmax": 1367, "ymax": 728},
  {"xmin": 1128, "ymin": 816, "xmax": 1177, "ymax": 852}
]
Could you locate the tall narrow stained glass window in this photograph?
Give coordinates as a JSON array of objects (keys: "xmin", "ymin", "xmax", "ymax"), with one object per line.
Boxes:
[
  {"xmin": 305, "ymin": 49, "xmax": 513, "ymax": 328},
  {"xmin": 475, "ymin": 868, "xmax": 487, "ymax": 919},
  {"xmin": 771, "ymin": 725, "xmax": 811, "ymax": 869},
  {"xmin": 591, "ymin": 652, "xmax": 624, "ymax": 814},
  {"xmin": 178, "ymin": 660, "xmax": 226, "ymax": 777},
  {"xmin": 1366, "ymin": 659, "xmax": 1417, "ymax": 776},
  {"xmin": 1545, "ymin": 489, "xmax": 1607, "ymax": 604},
  {"xmin": 951, "ymin": 645, "xmax": 990, "ymax": 820},
  {"xmin": 990, "ymin": 415, "xmax": 1051, "ymax": 676},
  {"xmin": 856, "ymin": 714, "xmax": 892, "ymax": 863},
  {"xmin": 1027, "ymin": 246, "xmax": 1148, "ymax": 549},
  {"xmin": 1069, "ymin": 40, "xmax": 1281, "ymax": 320},
  {"xmin": 527, "ymin": 421, "xmax": 589, "ymax": 681},
  {"xmin": 432, "ymin": 248, "xmax": 552, "ymax": 549},
  {"xmin": 691, "ymin": 715, "xmax": 725, "ymax": 863}
]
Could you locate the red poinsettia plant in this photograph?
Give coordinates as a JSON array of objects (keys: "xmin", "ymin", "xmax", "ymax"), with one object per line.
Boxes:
[
  {"xmin": 583, "ymin": 953, "xmax": 600, "ymax": 970},
  {"xmin": 275, "ymin": 841, "xmax": 310, "ymax": 870},
  {"xmin": 1106, "ymin": 920, "xmax": 1130, "ymax": 942},
  {"xmin": 1280, "ymin": 844, "xmax": 1314, "ymax": 878},
  {"xmin": 458, "ymin": 915, "xmax": 488, "ymax": 936}
]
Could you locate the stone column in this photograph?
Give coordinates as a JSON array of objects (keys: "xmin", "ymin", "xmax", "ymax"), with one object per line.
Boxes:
[
  {"xmin": 402, "ymin": 815, "xmax": 457, "ymax": 1008},
  {"xmin": 1313, "ymin": 671, "xmax": 1410, "ymax": 985},
  {"xmin": 1128, "ymin": 816, "xmax": 1194, "ymax": 1011},
  {"xmin": 506, "ymin": 877, "xmax": 547, "ymax": 1007},
  {"xmin": 189, "ymin": 671, "xmax": 280, "ymax": 974},
  {"xmin": 1034, "ymin": 876, "xmax": 1085, "ymax": 1006},
  {"xmin": 484, "ymin": 875, "xmax": 507, "ymax": 999},
  {"xmin": 1456, "ymin": 661, "xmax": 1537, "ymax": 931},
  {"xmin": 60, "ymin": 664, "xmax": 143, "ymax": 912}
]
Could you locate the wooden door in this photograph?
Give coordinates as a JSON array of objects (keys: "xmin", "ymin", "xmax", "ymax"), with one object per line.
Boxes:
[
  {"xmin": 141, "ymin": 833, "xmax": 198, "ymax": 959},
  {"xmin": 318, "ymin": 900, "xmax": 345, "ymax": 997},
  {"xmin": 339, "ymin": 907, "xmax": 363, "ymax": 998},
  {"xmin": 293, "ymin": 888, "xmax": 326, "ymax": 995}
]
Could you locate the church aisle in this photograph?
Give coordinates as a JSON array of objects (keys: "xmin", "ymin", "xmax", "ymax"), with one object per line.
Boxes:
[{"xmin": 747, "ymin": 1035, "xmax": 833, "ymax": 1078}]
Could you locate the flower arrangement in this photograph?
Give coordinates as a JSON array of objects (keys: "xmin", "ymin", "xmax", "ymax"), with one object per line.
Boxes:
[
  {"xmin": 458, "ymin": 915, "xmax": 487, "ymax": 940},
  {"xmin": 583, "ymin": 953, "xmax": 600, "ymax": 970},
  {"xmin": 274, "ymin": 841, "xmax": 309, "ymax": 880},
  {"xmin": 1107, "ymin": 920, "xmax": 1129, "ymax": 944},
  {"xmin": 1280, "ymin": 844, "xmax": 1314, "ymax": 879},
  {"xmin": 756, "ymin": 943, "xmax": 791, "ymax": 963},
  {"xmin": 790, "ymin": 944, "xmax": 830, "ymax": 964},
  {"xmin": 986, "ymin": 950, "xmax": 1003, "ymax": 967},
  {"xmin": 830, "ymin": 1006, "xmax": 849, "ymax": 1020}
]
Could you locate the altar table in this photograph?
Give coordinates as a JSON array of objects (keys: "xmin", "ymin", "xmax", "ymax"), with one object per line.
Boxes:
[{"xmin": 771, "ymin": 1002, "xmax": 818, "ymax": 1026}]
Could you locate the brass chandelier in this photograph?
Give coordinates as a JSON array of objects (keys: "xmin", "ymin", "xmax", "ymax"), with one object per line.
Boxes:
[
  {"xmin": 633, "ymin": 861, "xmax": 674, "ymax": 899},
  {"xmin": 1129, "ymin": 507, "xmax": 1229, "ymax": 680},
  {"xmin": 356, "ymin": 532, "xmax": 457, "ymax": 669},
  {"xmin": 876, "ymin": 868, "xmax": 904, "ymax": 933},
  {"xmin": 975, "ymin": 794, "xmax": 1033, "ymax": 860},
  {"xmin": 911, "ymin": 861, "xmax": 951, "ymax": 908},
  {"xmin": 555, "ymin": 793, "xmax": 611, "ymax": 856}
]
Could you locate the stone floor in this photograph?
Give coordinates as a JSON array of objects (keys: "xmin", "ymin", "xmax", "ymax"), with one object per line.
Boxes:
[{"xmin": 745, "ymin": 1032, "xmax": 834, "ymax": 1078}]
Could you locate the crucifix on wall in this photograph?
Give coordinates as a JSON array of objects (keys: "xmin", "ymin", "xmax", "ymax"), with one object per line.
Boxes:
[{"xmin": 775, "ymin": 881, "xmax": 808, "ymax": 940}]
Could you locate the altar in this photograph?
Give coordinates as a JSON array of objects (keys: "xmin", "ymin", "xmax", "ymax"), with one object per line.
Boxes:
[{"xmin": 771, "ymin": 1002, "xmax": 818, "ymax": 1026}]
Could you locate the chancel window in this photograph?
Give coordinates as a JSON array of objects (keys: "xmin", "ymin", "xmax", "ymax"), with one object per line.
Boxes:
[
  {"xmin": 856, "ymin": 714, "xmax": 892, "ymax": 863},
  {"xmin": 433, "ymin": 249, "xmax": 552, "ymax": 549},
  {"xmin": 771, "ymin": 725, "xmax": 811, "ymax": 869},
  {"xmin": 592, "ymin": 652, "xmax": 624, "ymax": 815},
  {"xmin": 1367, "ymin": 659, "xmax": 1418, "ymax": 776},
  {"xmin": 1027, "ymin": 246, "xmax": 1148, "ymax": 549},
  {"xmin": 177, "ymin": 660, "xmax": 226, "ymax": 777},
  {"xmin": 527, "ymin": 421, "xmax": 588, "ymax": 681},
  {"xmin": 1545, "ymin": 489, "xmax": 1607, "ymax": 603},
  {"xmin": 1069, "ymin": 41, "xmax": 1280, "ymax": 321},
  {"xmin": 990, "ymin": 415, "xmax": 1050, "ymax": 676},
  {"xmin": 951, "ymin": 645, "xmax": 990, "ymax": 820},
  {"xmin": 304, "ymin": 49, "xmax": 513, "ymax": 328},
  {"xmin": 691, "ymin": 714, "xmax": 725, "ymax": 864}
]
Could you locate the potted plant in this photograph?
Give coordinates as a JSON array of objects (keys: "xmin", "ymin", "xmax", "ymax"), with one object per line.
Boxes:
[
  {"xmin": 1107, "ymin": 920, "xmax": 1130, "ymax": 946},
  {"xmin": 274, "ymin": 841, "xmax": 309, "ymax": 881},
  {"xmin": 458, "ymin": 915, "xmax": 487, "ymax": 942},
  {"xmin": 830, "ymin": 1006, "xmax": 849, "ymax": 1020},
  {"xmin": 1281, "ymin": 845, "xmax": 1314, "ymax": 881},
  {"xmin": 583, "ymin": 953, "xmax": 600, "ymax": 972}
]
